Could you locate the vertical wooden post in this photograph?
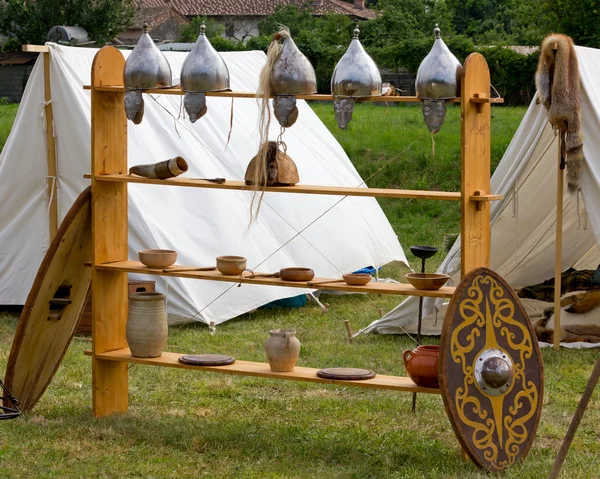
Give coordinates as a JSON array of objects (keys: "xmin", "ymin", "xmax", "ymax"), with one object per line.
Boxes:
[
  {"xmin": 461, "ymin": 53, "xmax": 491, "ymax": 278},
  {"xmin": 43, "ymin": 52, "xmax": 59, "ymax": 239},
  {"xmin": 91, "ymin": 47, "xmax": 129, "ymax": 417},
  {"xmin": 554, "ymin": 135, "xmax": 564, "ymax": 350}
]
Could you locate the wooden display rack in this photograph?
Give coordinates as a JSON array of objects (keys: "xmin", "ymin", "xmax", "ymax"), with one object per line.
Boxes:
[{"xmin": 88, "ymin": 47, "xmax": 500, "ymax": 418}]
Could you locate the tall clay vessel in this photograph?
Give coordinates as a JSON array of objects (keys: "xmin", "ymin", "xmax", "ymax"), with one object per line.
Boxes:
[
  {"xmin": 127, "ymin": 292, "xmax": 168, "ymax": 358},
  {"xmin": 264, "ymin": 329, "xmax": 301, "ymax": 372},
  {"xmin": 403, "ymin": 345, "xmax": 440, "ymax": 388}
]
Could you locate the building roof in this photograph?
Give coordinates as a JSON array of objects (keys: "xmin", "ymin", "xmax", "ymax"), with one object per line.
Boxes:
[
  {"xmin": 140, "ymin": 0, "xmax": 377, "ymax": 20},
  {"xmin": 132, "ymin": 5, "xmax": 190, "ymax": 29}
]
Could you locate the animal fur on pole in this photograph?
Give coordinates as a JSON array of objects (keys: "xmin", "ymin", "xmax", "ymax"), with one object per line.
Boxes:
[{"xmin": 535, "ymin": 34, "xmax": 584, "ymax": 194}]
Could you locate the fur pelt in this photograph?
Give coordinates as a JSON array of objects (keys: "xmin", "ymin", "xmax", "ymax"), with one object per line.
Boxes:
[
  {"xmin": 535, "ymin": 34, "xmax": 584, "ymax": 194},
  {"xmin": 533, "ymin": 316, "xmax": 600, "ymax": 343}
]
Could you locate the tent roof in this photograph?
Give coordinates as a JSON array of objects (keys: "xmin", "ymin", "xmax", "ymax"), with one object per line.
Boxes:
[
  {"xmin": 0, "ymin": 43, "xmax": 407, "ymax": 325},
  {"xmin": 362, "ymin": 45, "xmax": 600, "ymax": 336}
]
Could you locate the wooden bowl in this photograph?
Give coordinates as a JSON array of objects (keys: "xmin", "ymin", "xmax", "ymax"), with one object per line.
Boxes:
[
  {"xmin": 343, "ymin": 273, "xmax": 372, "ymax": 286},
  {"xmin": 138, "ymin": 249, "xmax": 177, "ymax": 269},
  {"xmin": 405, "ymin": 273, "xmax": 450, "ymax": 290},
  {"xmin": 279, "ymin": 267, "xmax": 314, "ymax": 282},
  {"xmin": 216, "ymin": 256, "xmax": 247, "ymax": 275}
]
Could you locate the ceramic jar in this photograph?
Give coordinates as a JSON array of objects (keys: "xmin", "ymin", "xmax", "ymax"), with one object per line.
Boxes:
[
  {"xmin": 127, "ymin": 292, "xmax": 168, "ymax": 358},
  {"xmin": 403, "ymin": 345, "xmax": 440, "ymax": 388},
  {"xmin": 264, "ymin": 329, "xmax": 301, "ymax": 372}
]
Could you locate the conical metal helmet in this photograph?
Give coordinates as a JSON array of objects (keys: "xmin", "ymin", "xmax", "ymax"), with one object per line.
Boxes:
[
  {"xmin": 180, "ymin": 22, "xmax": 231, "ymax": 123},
  {"xmin": 331, "ymin": 26, "xmax": 382, "ymax": 129},
  {"xmin": 415, "ymin": 25, "xmax": 463, "ymax": 133},
  {"xmin": 123, "ymin": 25, "xmax": 172, "ymax": 124}
]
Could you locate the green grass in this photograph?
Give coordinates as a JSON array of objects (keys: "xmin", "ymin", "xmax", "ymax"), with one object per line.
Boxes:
[
  {"xmin": 0, "ymin": 103, "xmax": 19, "ymax": 152},
  {"xmin": 2, "ymin": 103, "xmax": 599, "ymax": 478}
]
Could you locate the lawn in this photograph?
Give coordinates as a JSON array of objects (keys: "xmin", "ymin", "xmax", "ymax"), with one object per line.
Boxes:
[
  {"xmin": 1, "ymin": 103, "xmax": 599, "ymax": 478},
  {"xmin": 0, "ymin": 102, "xmax": 19, "ymax": 152}
]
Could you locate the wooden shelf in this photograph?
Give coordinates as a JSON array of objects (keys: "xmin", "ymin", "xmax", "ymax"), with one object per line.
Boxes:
[
  {"xmin": 83, "ymin": 85, "xmax": 504, "ymax": 104},
  {"xmin": 88, "ymin": 174, "xmax": 462, "ymax": 201},
  {"xmin": 96, "ymin": 261, "xmax": 456, "ymax": 298},
  {"xmin": 86, "ymin": 349, "xmax": 440, "ymax": 395}
]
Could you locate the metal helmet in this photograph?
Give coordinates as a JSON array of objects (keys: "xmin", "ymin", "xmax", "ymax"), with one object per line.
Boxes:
[
  {"xmin": 331, "ymin": 26, "xmax": 382, "ymax": 129},
  {"xmin": 180, "ymin": 22, "xmax": 231, "ymax": 123},
  {"xmin": 415, "ymin": 25, "xmax": 463, "ymax": 133},
  {"xmin": 270, "ymin": 30, "xmax": 317, "ymax": 128},
  {"xmin": 123, "ymin": 25, "xmax": 172, "ymax": 124}
]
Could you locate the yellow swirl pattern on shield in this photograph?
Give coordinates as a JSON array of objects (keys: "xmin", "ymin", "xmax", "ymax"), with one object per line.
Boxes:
[{"xmin": 450, "ymin": 274, "xmax": 538, "ymax": 470}]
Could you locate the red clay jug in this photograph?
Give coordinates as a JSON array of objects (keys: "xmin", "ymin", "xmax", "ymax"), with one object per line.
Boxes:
[{"xmin": 402, "ymin": 345, "xmax": 440, "ymax": 388}]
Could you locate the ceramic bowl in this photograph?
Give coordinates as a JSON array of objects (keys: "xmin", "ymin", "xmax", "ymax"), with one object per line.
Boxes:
[
  {"xmin": 279, "ymin": 267, "xmax": 314, "ymax": 282},
  {"xmin": 343, "ymin": 273, "xmax": 372, "ymax": 286},
  {"xmin": 405, "ymin": 273, "xmax": 450, "ymax": 290},
  {"xmin": 138, "ymin": 249, "xmax": 177, "ymax": 269},
  {"xmin": 216, "ymin": 256, "xmax": 247, "ymax": 275}
]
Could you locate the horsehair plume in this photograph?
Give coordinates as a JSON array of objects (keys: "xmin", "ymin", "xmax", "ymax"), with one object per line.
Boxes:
[
  {"xmin": 248, "ymin": 27, "xmax": 290, "ymax": 226},
  {"xmin": 535, "ymin": 33, "xmax": 584, "ymax": 194}
]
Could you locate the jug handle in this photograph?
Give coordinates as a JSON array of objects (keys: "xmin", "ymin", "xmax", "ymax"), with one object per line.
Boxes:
[
  {"xmin": 284, "ymin": 331, "xmax": 291, "ymax": 350},
  {"xmin": 402, "ymin": 349, "xmax": 411, "ymax": 367}
]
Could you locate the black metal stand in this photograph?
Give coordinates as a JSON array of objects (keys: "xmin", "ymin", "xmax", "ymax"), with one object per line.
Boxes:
[
  {"xmin": 409, "ymin": 245, "xmax": 438, "ymax": 413},
  {"xmin": 0, "ymin": 378, "xmax": 20, "ymax": 420}
]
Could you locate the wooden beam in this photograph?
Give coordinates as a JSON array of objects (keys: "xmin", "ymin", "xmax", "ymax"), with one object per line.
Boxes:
[
  {"xmin": 91, "ymin": 46, "xmax": 129, "ymax": 417},
  {"xmin": 22, "ymin": 44, "xmax": 49, "ymax": 53},
  {"xmin": 42, "ymin": 52, "xmax": 59, "ymax": 240},
  {"xmin": 461, "ymin": 54, "xmax": 492, "ymax": 277},
  {"xmin": 554, "ymin": 135, "xmax": 564, "ymax": 350}
]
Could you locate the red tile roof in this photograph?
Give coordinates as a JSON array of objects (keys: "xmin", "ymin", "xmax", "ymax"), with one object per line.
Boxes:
[{"xmin": 140, "ymin": 0, "xmax": 377, "ymax": 20}]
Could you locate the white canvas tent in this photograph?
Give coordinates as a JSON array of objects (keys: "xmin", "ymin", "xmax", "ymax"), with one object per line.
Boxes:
[
  {"xmin": 361, "ymin": 45, "xmax": 600, "ymax": 345},
  {"xmin": 0, "ymin": 43, "xmax": 408, "ymax": 325}
]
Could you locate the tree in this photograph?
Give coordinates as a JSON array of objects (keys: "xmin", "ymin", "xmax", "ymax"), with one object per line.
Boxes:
[
  {"xmin": 180, "ymin": 16, "xmax": 225, "ymax": 42},
  {"xmin": 0, "ymin": 0, "xmax": 136, "ymax": 48}
]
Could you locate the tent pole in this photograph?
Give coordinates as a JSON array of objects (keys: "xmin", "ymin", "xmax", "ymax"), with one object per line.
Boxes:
[
  {"xmin": 43, "ymin": 51, "xmax": 59, "ymax": 239},
  {"xmin": 554, "ymin": 134, "xmax": 564, "ymax": 350}
]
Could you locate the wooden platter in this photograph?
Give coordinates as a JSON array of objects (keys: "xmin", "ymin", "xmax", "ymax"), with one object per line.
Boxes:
[
  {"xmin": 4, "ymin": 187, "xmax": 92, "ymax": 412},
  {"xmin": 178, "ymin": 354, "xmax": 236, "ymax": 366},
  {"xmin": 316, "ymin": 368, "xmax": 376, "ymax": 380},
  {"xmin": 439, "ymin": 267, "xmax": 543, "ymax": 473}
]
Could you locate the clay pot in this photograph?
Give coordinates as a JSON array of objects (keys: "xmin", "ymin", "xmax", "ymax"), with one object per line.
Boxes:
[
  {"xmin": 139, "ymin": 249, "xmax": 177, "ymax": 269},
  {"xmin": 403, "ymin": 345, "xmax": 439, "ymax": 388},
  {"xmin": 405, "ymin": 273, "xmax": 449, "ymax": 291},
  {"xmin": 127, "ymin": 292, "xmax": 168, "ymax": 358},
  {"xmin": 264, "ymin": 329, "xmax": 301, "ymax": 372},
  {"xmin": 343, "ymin": 273, "xmax": 372, "ymax": 286},
  {"xmin": 216, "ymin": 256, "xmax": 247, "ymax": 275},
  {"xmin": 279, "ymin": 267, "xmax": 314, "ymax": 282}
]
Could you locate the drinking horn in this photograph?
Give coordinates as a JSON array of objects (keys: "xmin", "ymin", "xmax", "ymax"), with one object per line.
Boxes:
[
  {"xmin": 180, "ymin": 22, "xmax": 230, "ymax": 123},
  {"xmin": 331, "ymin": 26, "xmax": 382, "ymax": 129},
  {"xmin": 415, "ymin": 24, "xmax": 463, "ymax": 134},
  {"xmin": 269, "ymin": 30, "xmax": 317, "ymax": 128},
  {"xmin": 123, "ymin": 25, "xmax": 172, "ymax": 125},
  {"xmin": 129, "ymin": 157, "xmax": 188, "ymax": 179}
]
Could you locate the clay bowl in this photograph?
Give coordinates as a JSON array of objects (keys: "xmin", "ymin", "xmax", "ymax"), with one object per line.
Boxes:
[
  {"xmin": 405, "ymin": 273, "xmax": 450, "ymax": 290},
  {"xmin": 279, "ymin": 267, "xmax": 314, "ymax": 282},
  {"xmin": 138, "ymin": 249, "xmax": 177, "ymax": 269},
  {"xmin": 343, "ymin": 273, "xmax": 372, "ymax": 286},
  {"xmin": 216, "ymin": 256, "xmax": 247, "ymax": 275}
]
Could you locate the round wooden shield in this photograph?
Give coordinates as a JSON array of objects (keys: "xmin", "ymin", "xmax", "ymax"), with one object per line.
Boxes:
[
  {"xmin": 4, "ymin": 187, "xmax": 92, "ymax": 412},
  {"xmin": 439, "ymin": 267, "xmax": 543, "ymax": 473}
]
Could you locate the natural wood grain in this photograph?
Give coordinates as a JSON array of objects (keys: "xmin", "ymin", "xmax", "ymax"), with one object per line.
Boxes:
[
  {"xmin": 461, "ymin": 53, "xmax": 492, "ymax": 278},
  {"xmin": 43, "ymin": 52, "xmax": 58, "ymax": 239},
  {"xmin": 91, "ymin": 46, "xmax": 129, "ymax": 417},
  {"xmin": 85, "ymin": 349, "xmax": 441, "ymax": 394},
  {"xmin": 554, "ymin": 136, "xmax": 564, "ymax": 350},
  {"xmin": 87, "ymin": 174, "xmax": 462, "ymax": 201},
  {"xmin": 22, "ymin": 44, "xmax": 49, "ymax": 52},
  {"xmin": 96, "ymin": 261, "xmax": 456, "ymax": 298},
  {"xmin": 4, "ymin": 188, "xmax": 91, "ymax": 412}
]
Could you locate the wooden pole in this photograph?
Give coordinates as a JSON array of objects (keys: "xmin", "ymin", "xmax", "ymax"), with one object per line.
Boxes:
[
  {"xmin": 43, "ymin": 52, "xmax": 59, "ymax": 239},
  {"xmin": 549, "ymin": 357, "xmax": 600, "ymax": 479},
  {"xmin": 554, "ymin": 135, "xmax": 564, "ymax": 350},
  {"xmin": 344, "ymin": 320, "xmax": 354, "ymax": 344}
]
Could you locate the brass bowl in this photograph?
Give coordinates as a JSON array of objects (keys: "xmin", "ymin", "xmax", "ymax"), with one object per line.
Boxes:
[
  {"xmin": 405, "ymin": 273, "xmax": 450, "ymax": 290},
  {"xmin": 343, "ymin": 273, "xmax": 372, "ymax": 286},
  {"xmin": 138, "ymin": 249, "xmax": 177, "ymax": 269},
  {"xmin": 279, "ymin": 267, "xmax": 314, "ymax": 282},
  {"xmin": 216, "ymin": 256, "xmax": 247, "ymax": 275}
]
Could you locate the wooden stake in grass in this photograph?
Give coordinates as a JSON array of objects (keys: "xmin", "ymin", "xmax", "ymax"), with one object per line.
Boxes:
[
  {"xmin": 344, "ymin": 320, "xmax": 354, "ymax": 344},
  {"xmin": 549, "ymin": 357, "xmax": 600, "ymax": 479}
]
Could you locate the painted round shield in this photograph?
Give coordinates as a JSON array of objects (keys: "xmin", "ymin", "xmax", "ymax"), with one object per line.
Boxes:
[{"xmin": 439, "ymin": 267, "xmax": 543, "ymax": 473}]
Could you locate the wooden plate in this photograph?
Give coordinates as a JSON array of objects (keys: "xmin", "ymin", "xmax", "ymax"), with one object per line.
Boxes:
[
  {"xmin": 4, "ymin": 187, "xmax": 92, "ymax": 412},
  {"xmin": 178, "ymin": 354, "xmax": 236, "ymax": 366},
  {"xmin": 316, "ymin": 368, "xmax": 376, "ymax": 380},
  {"xmin": 439, "ymin": 267, "xmax": 543, "ymax": 473}
]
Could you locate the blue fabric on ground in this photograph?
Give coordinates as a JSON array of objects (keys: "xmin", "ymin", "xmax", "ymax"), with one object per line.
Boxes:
[
  {"xmin": 260, "ymin": 294, "xmax": 308, "ymax": 309},
  {"xmin": 352, "ymin": 266, "xmax": 377, "ymax": 275}
]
